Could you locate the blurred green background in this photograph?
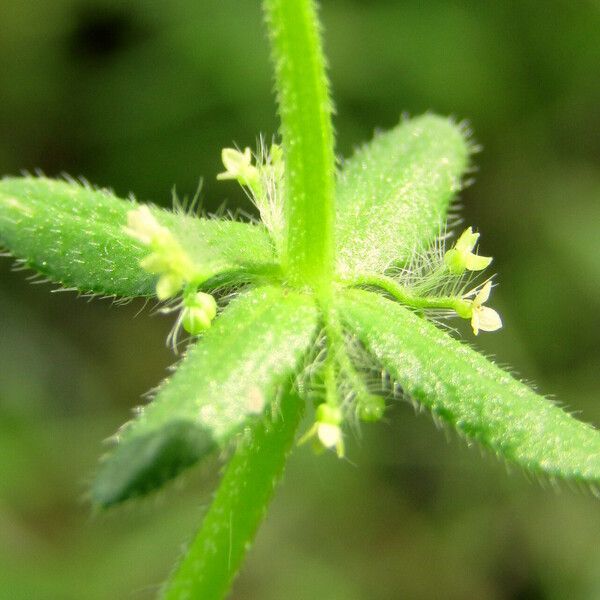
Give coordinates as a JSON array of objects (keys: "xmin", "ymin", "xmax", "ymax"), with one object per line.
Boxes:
[{"xmin": 1, "ymin": 1, "xmax": 599, "ymax": 598}]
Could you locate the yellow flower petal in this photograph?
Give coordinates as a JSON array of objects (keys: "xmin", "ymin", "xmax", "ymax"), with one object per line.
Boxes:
[
  {"xmin": 317, "ymin": 423, "xmax": 342, "ymax": 449},
  {"xmin": 455, "ymin": 227, "xmax": 479, "ymax": 253},
  {"xmin": 464, "ymin": 252, "xmax": 492, "ymax": 271},
  {"xmin": 474, "ymin": 281, "xmax": 492, "ymax": 306},
  {"xmin": 476, "ymin": 306, "xmax": 502, "ymax": 332}
]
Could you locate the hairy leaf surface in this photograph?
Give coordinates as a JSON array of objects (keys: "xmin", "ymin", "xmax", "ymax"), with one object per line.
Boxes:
[
  {"xmin": 335, "ymin": 115, "xmax": 470, "ymax": 276},
  {"xmin": 340, "ymin": 289, "xmax": 600, "ymax": 484},
  {"xmin": 0, "ymin": 177, "xmax": 275, "ymax": 297},
  {"xmin": 92, "ymin": 286, "xmax": 318, "ymax": 506}
]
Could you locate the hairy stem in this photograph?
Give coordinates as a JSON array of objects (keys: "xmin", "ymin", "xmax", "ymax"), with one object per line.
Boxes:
[
  {"xmin": 342, "ymin": 274, "xmax": 462, "ymax": 312},
  {"xmin": 161, "ymin": 390, "xmax": 304, "ymax": 600},
  {"xmin": 263, "ymin": 0, "xmax": 335, "ymax": 293}
]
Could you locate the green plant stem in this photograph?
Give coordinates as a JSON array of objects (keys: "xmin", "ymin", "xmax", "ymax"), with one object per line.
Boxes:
[
  {"xmin": 324, "ymin": 308, "xmax": 372, "ymax": 411},
  {"xmin": 161, "ymin": 389, "xmax": 304, "ymax": 600},
  {"xmin": 263, "ymin": 0, "xmax": 335, "ymax": 293},
  {"xmin": 323, "ymin": 307, "xmax": 345, "ymax": 405},
  {"xmin": 342, "ymin": 274, "xmax": 462, "ymax": 312}
]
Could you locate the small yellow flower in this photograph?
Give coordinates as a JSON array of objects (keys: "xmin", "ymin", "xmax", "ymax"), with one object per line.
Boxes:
[
  {"xmin": 444, "ymin": 227, "xmax": 492, "ymax": 274},
  {"xmin": 125, "ymin": 206, "xmax": 194, "ymax": 300},
  {"xmin": 216, "ymin": 147, "xmax": 261, "ymax": 190},
  {"xmin": 299, "ymin": 403, "xmax": 345, "ymax": 458},
  {"xmin": 468, "ymin": 281, "xmax": 502, "ymax": 335},
  {"xmin": 356, "ymin": 392, "xmax": 385, "ymax": 422},
  {"xmin": 125, "ymin": 205, "xmax": 170, "ymax": 246}
]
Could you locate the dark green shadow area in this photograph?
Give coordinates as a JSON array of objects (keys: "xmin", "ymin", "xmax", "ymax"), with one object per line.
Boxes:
[{"xmin": 92, "ymin": 420, "xmax": 215, "ymax": 507}]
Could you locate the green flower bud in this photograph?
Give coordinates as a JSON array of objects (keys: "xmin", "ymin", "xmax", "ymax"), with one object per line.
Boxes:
[
  {"xmin": 182, "ymin": 306, "xmax": 213, "ymax": 335},
  {"xmin": 181, "ymin": 291, "xmax": 218, "ymax": 335},
  {"xmin": 185, "ymin": 291, "xmax": 217, "ymax": 320},
  {"xmin": 357, "ymin": 393, "xmax": 385, "ymax": 422}
]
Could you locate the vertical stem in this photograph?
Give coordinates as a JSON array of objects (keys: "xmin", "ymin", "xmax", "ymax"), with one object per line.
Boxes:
[
  {"xmin": 161, "ymin": 390, "xmax": 304, "ymax": 600},
  {"xmin": 263, "ymin": 0, "xmax": 336, "ymax": 293}
]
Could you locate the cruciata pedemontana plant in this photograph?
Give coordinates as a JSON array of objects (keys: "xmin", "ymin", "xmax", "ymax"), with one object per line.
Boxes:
[{"xmin": 1, "ymin": 1, "xmax": 600, "ymax": 598}]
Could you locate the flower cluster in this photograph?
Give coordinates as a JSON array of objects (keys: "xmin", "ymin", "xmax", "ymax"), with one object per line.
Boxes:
[
  {"xmin": 215, "ymin": 143, "xmax": 503, "ymax": 455},
  {"xmin": 128, "ymin": 144, "xmax": 502, "ymax": 457},
  {"xmin": 125, "ymin": 206, "xmax": 217, "ymax": 339},
  {"xmin": 125, "ymin": 206, "xmax": 194, "ymax": 300},
  {"xmin": 443, "ymin": 228, "xmax": 502, "ymax": 335}
]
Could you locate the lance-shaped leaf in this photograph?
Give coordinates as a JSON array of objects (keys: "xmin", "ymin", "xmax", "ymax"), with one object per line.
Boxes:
[
  {"xmin": 92, "ymin": 286, "xmax": 318, "ymax": 507},
  {"xmin": 0, "ymin": 176, "xmax": 276, "ymax": 297},
  {"xmin": 335, "ymin": 115, "xmax": 471, "ymax": 277},
  {"xmin": 340, "ymin": 289, "xmax": 600, "ymax": 484}
]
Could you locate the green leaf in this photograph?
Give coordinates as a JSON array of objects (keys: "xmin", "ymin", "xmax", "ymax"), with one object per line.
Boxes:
[
  {"xmin": 335, "ymin": 114, "xmax": 471, "ymax": 277},
  {"xmin": 162, "ymin": 388, "xmax": 304, "ymax": 600},
  {"xmin": 340, "ymin": 289, "xmax": 600, "ymax": 484},
  {"xmin": 92, "ymin": 285, "xmax": 318, "ymax": 507},
  {"xmin": 0, "ymin": 176, "xmax": 276, "ymax": 297},
  {"xmin": 264, "ymin": 0, "xmax": 336, "ymax": 290}
]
